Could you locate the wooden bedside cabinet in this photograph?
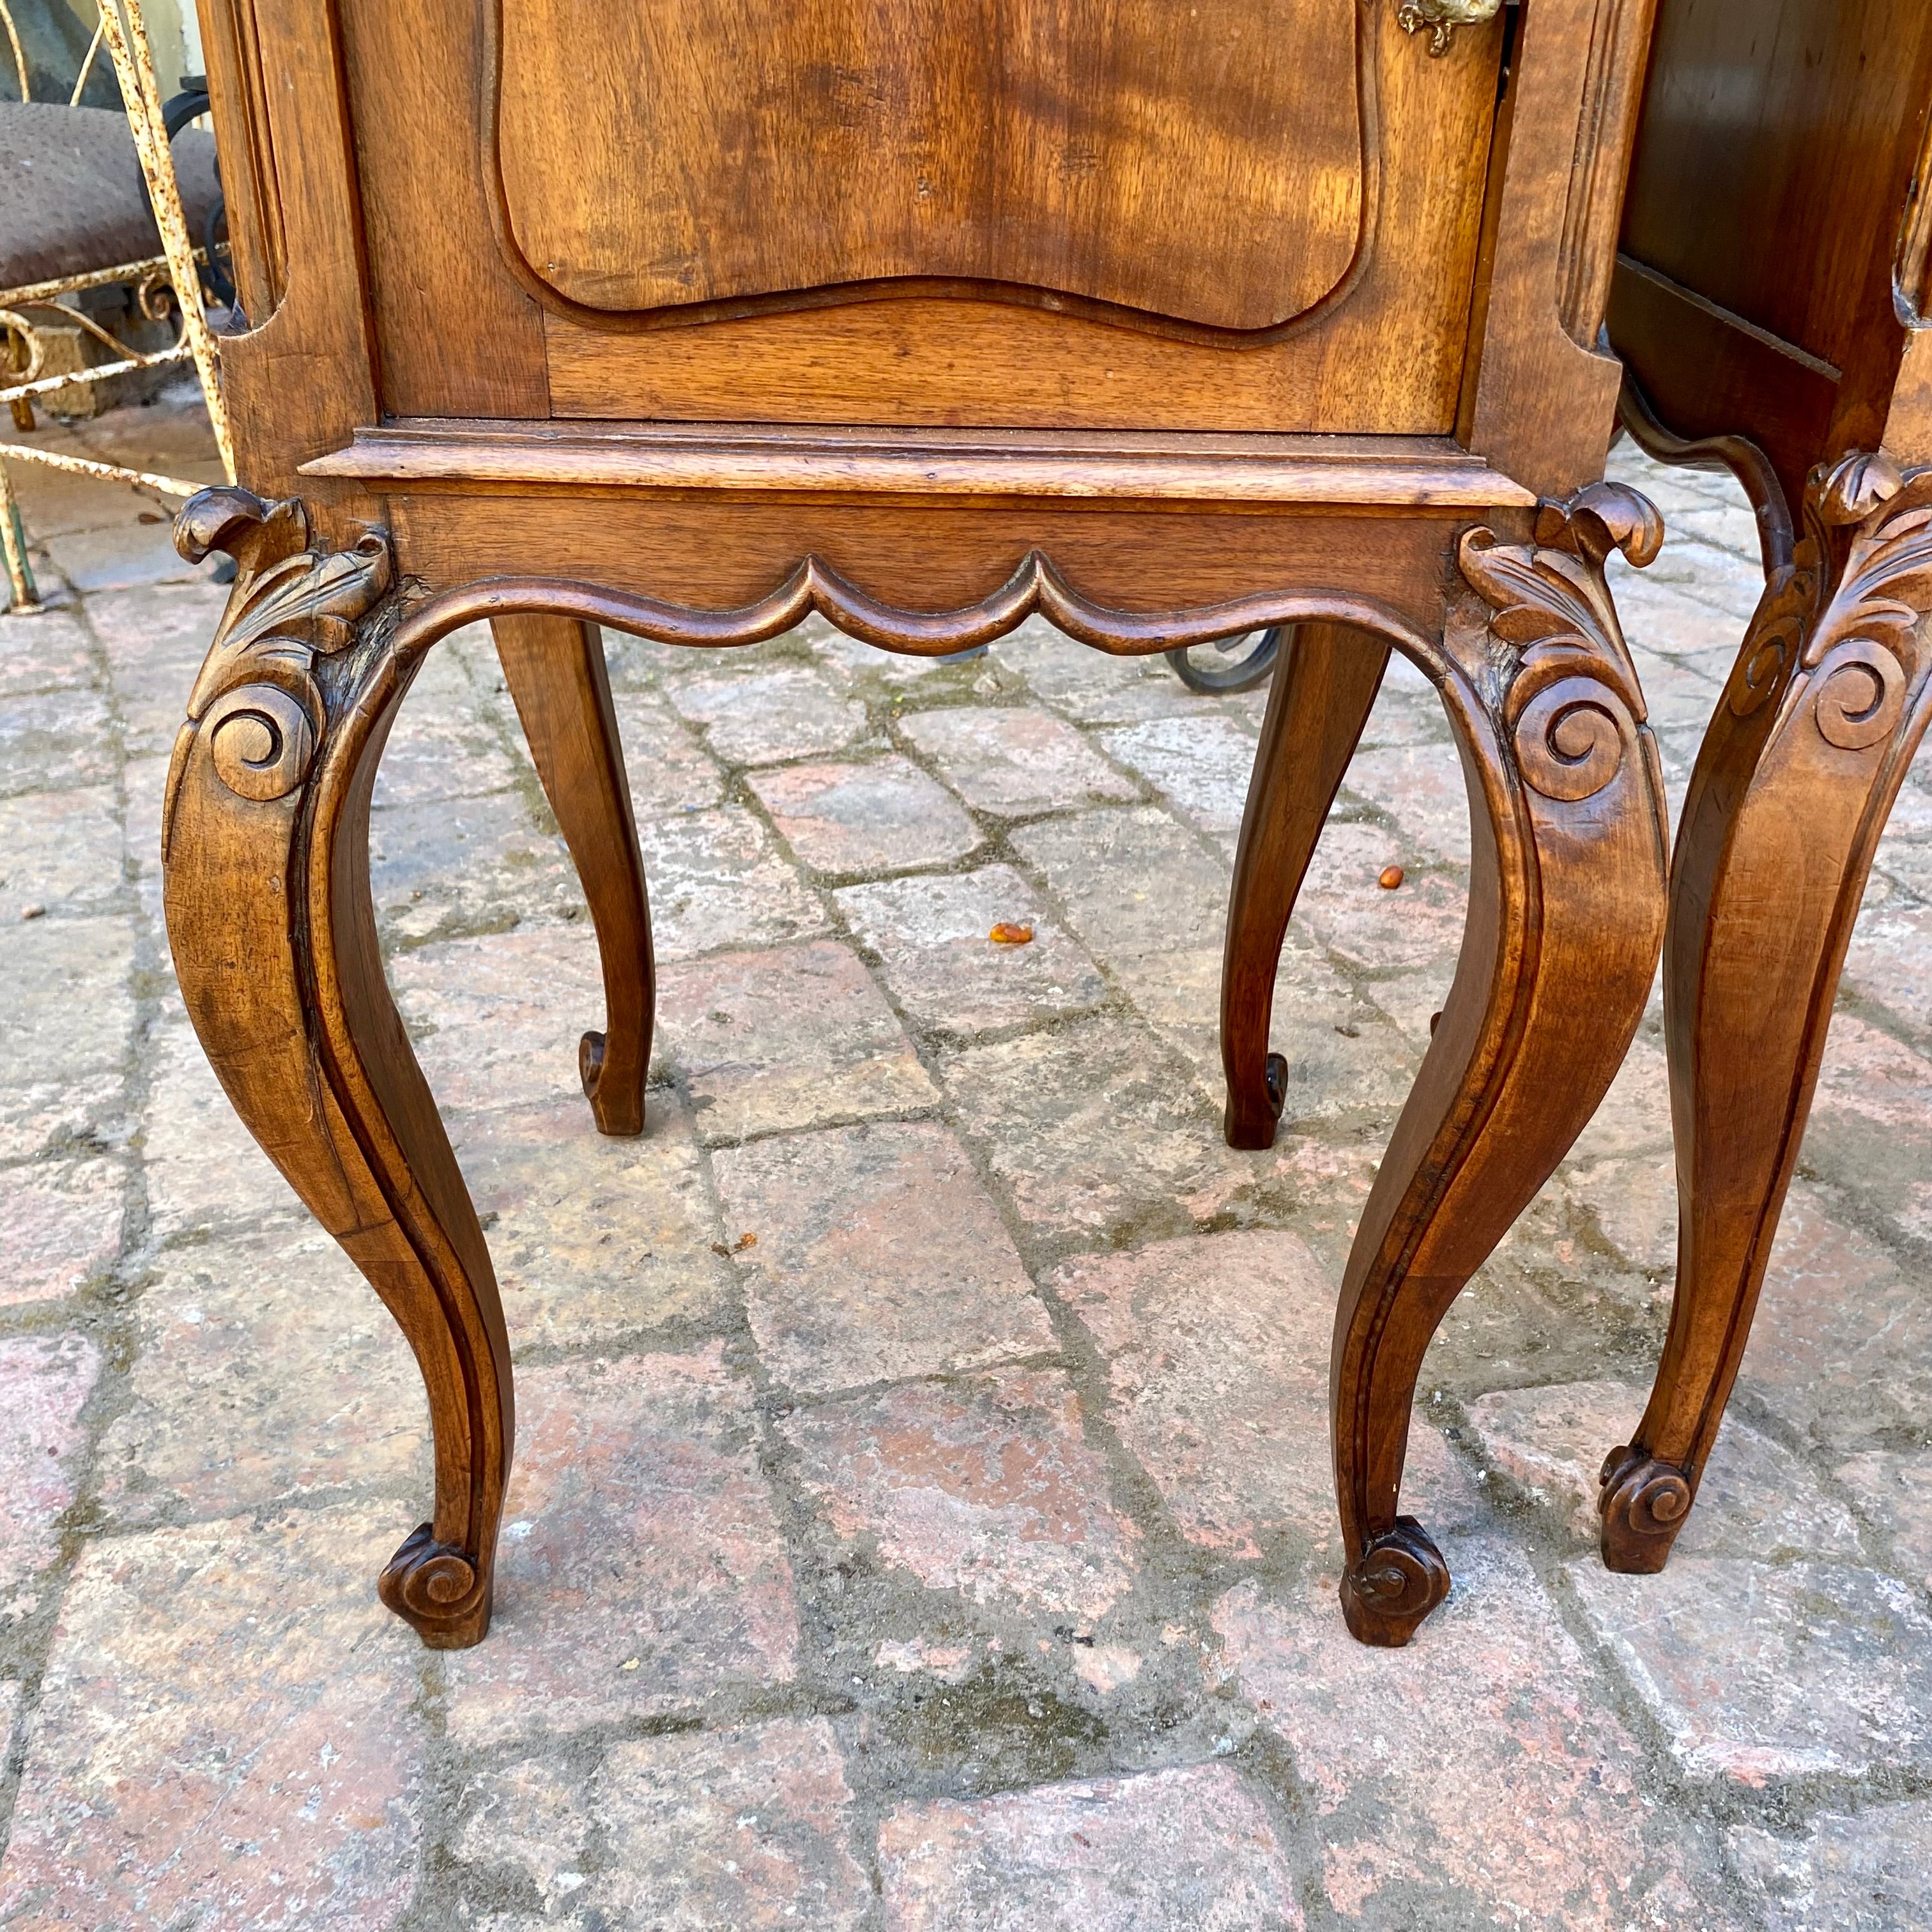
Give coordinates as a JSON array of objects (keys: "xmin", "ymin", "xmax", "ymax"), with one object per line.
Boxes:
[
  {"xmin": 168, "ymin": 0, "xmax": 1664, "ymax": 1649},
  {"xmin": 1597, "ymin": 1, "xmax": 1932, "ymax": 1571}
]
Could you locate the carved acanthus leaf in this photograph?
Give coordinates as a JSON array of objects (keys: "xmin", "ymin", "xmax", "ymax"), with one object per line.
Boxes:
[
  {"xmin": 1724, "ymin": 555, "xmax": 1820, "ymax": 721},
  {"xmin": 177, "ymin": 486, "xmax": 394, "ymax": 731},
  {"xmin": 1454, "ymin": 484, "xmax": 1660, "ymax": 802},
  {"xmin": 1799, "ymin": 456, "xmax": 1932, "ymax": 677},
  {"xmin": 162, "ymin": 489, "xmax": 399, "ymax": 855}
]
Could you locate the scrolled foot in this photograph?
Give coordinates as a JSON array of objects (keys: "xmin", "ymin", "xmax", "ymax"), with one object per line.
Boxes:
[
  {"xmin": 1225, "ymin": 1052, "xmax": 1288, "ymax": 1150},
  {"xmin": 378, "ymin": 1522, "xmax": 494, "ymax": 1649},
  {"xmin": 1339, "ymin": 1516, "xmax": 1452, "ymax": 1647},
  {"xmin": 579, "ymin": 1028, "xmax": 644, "ymax": 1137},
  {"xmin": 1598, "ymin": 1445, "xmax": 1694, "ymax": 1574}
]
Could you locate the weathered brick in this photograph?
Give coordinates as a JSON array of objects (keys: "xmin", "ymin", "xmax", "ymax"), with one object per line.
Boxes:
[
  {"xmin": 0, "ymin": 784, "xmax": 124, "ymax": 920},
  {"xmin": 1832, "ymin": 1448, "xmax": 1932, "ymax": 1590},
  {"xmin": 1844, "ymin": 901, "xmax": 1932, "ymax": 1041},
  {"xmin": 1627, "ymin": 651, "xmax": 1726, "ymax": 732},
  {"xmin": 1341, "ymin": 740, "xmax": 1473, "ymax": 867},
  {"xmin": 453, "ymin": 1755, "xmax": 591, "ymax": 1911},
  {"xmin": 668, "ymin": 664, "xmax": 871, "ymax": 765},
  {"xmin": 0, "ymin": 1070, "xmax": 127, "ymax": 1165},
  {"xmin": 898, "ymin": 705, "xmax": 1137, "ymax": 817},
  {"xmin": 1101, "ymin": 715, "xmax": 1259, "ymax": 838},
  {"xmin": 0, "ymin": 686, "xmax": 118, "ymax": 796},
  {"xmin": 657, "ymin": 939, "xmax": 937, "ymax": 1143},
  {"xmin": 939, "ymin": 1016, "xmax": 1286, "ymax": 1245},
  {"xmin": 1562, "ymin": 1035, "xmax": 1673, "ymax": 1163},
  {"xmin": 1604, "ymin": 581, "xmax": 1741, "ymax": 675},
  {"xmin": 1354, "ymin": 653, "xmax": 1449, "ymax": 749},
  {"xmin": 781, "ymin": 1367, "xmax": 1140, "ymax": 1620},
  {"xmin": 1733, "ymin": 1185, "xmax": 1932, "ymax": 1451},
  {"xmin": 0, "ymin": 1154, "xmax": 123, "ymax": 1303},
  {"xmin": 444, "ymin": 1347, "xmax": 799, "ymax": 1745},
  {"xmin": 96, "ymin": 1217, "xmax": 429, "ymax": 1526},
  {"xmin": 1727, "ymin": 1798, "xmax": 1932, "ymax": 1931},
  {"xmin": 125, "ymin": 751, "xmax": 167, "ymax": 924},
  {"xmin": 1619, "ymin": 541, "xmax": 1769, "ymax": 629},
  {"xmin": 0, "ymin": 604, "xmax": 94, "ymax": 696},
  {"xmin": 142, "ymin": 1011, "xmax": 302, "ymax": 1240},
  {"xmin": 637, "ymin": 805, "xmax": 828, "ymax": 960},
  {"xmin": 834, "ymin": 864, "xmax": 1105, "ymax": 1035},
  {"xmin": 748, "ymin": 756, "xmax": 982, "ymax": 875},
  {"xmin": 89, "ymin": 578, "xmax": 227, "ymax": 758},
  {"xmin": 1105, "ymin": 939, "xmax": 1413, "ymax": 1122},
  {"xmin": 1361, "ymin": 957, "xmax": 1460, "ymax": 1052},
  {"xmin": 1216, "ymin": 1538, "xmax": 1715, "ymax": 1930},
  {"xmin": 0, "ymin": 912, "xmax": 135, "ymax": 1093},
  {"xmin": 810, "ymin": 621, "xmax": 972, "ymax": 688},
  {"xmin": 1569, "ymin": 1558, "xmax": 1932, "ymax": 1783},
  {"xmin": 452, "ymin": 1093, "xmax": 733, "ymax": 1352},
  {"xmin": 1465, "ymin": 1378, "xmax": 1860, "ymax": 1558},
  {"xmin": 877, "ymin": 1762, "xmax": 1302, "ymax": 1931},
  {"xmin": 993, "ymin": 618, "xmax": 1202, "ymax": 724},
  {"xmin": 41, "ymin": 510, "xmax": 215, "ymax": 597},
  {"xmin": 714, "ymin": 1119, "xmax": 1050, "ymax": 1392},
  {"xmin": 0, "ymin": 1505, "xmax": 425, "ymax": 1931},
  {"xmin": 1009, "ymin": 805, "xmax": 1229, "ymax": 963},
  {"xmin": 1557, "ymin": 1151, "xmax": 1679, "ymax": 1275},
  {"xmin": 369, "ymin": 792, "xmax": 580, "ymax": 946},
  {"xmin": 0, "ymin": 1331, "xmax": 100, "ymax": 1617},
  {"xmin": 1803, "ymin": 1014, "xmax": 1932, "ymax": 1227},
  {"xmin": 1054, "ymin": 1230, "xmax": 1466, "ymax": 1556},
  {"xmin": 392, "ymin": 923, "xmax": 607, "ymax": 1114},
  {"xmin": 608, "ymin": 689, "xmax": 728, "ymax": 817},
  {"xmin": 372, "ymin": 643, "xmax": 524, "ymax": 806},
  {"xmin": 1295, "ymin": 822, "xmax": 1469, "ymax": 974},
  {"xmin": 593, "ymin": 1719, "xmax": 871, "ymax": 1928}
]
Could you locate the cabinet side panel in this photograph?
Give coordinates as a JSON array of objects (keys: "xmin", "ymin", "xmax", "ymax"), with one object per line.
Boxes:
[
  {"xmin": 195, "ymin": 0, "xmax": 286, "ymax": 323},
  {"xmin": 1621, "ymin": 0, "xmax": 1932, "ymax": 377},
  {"xmin": 335, "ymin": 0, "xmax": 548, "ymax": 417}
]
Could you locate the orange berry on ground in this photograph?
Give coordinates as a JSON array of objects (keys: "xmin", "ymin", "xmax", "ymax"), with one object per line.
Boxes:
[
  {"xmin": 989, "ymin": 922, "xmax": 1035, "ymax": 945},
  {"xmin": 1378, "ymin": 866, "xmax": 1404, "ymax": 890}
]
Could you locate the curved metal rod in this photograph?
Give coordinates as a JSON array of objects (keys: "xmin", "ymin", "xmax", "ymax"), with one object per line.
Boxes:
[{"xmin": 1616, "ymin": 371, "xmax": 1795, "ymax": 577}]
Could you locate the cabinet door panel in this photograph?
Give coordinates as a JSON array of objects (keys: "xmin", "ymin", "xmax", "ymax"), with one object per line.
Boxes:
[{"xmin": 493, "ymin": 0, "xmax": 1365, "ymax": 334}]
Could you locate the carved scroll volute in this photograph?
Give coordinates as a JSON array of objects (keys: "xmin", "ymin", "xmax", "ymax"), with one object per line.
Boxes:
[
  {"xmin": 162, "ymin": 486, "xmax": 393, "ymax": 864},
  {"xmin": 1721, "ymin": 453, "xmax": 1932, "ymax": 751},
  {"xmin": 1764, "ymin": 453, "xmax": 1932, "ymax": 758},
  {"xmin": 1452, "ymin": 480, "xmax": 1662, "ymax": 812},
  {"xmin": 1598, "ymin": 1443, "xmax": 1693, "ymax": 1573}
]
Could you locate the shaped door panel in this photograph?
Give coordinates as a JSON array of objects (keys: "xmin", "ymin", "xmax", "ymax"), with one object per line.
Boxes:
[{"xmin": 491, "ymin": 0, "xmax": 1365, "ymax": 334}]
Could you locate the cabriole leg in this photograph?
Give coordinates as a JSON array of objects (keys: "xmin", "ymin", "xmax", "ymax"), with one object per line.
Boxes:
[
  {"xmin": 1334, "ymin": 486, "xmax": 1670, "ymax": 1644},
  {"xmin": 162, "ymin": 487, "xmax": 512, "ymax": 1649},
  {"xmin": 491, "ymin": 614, "xmax": 654, "ymax": 1137},
  {"xmin": 1602, "ymin": 454, "xmax": 1932, "ymax": 1572},
  {"xmin": 1222, "ymin": 623, "xmax": 1390, "ymax": 1149}
]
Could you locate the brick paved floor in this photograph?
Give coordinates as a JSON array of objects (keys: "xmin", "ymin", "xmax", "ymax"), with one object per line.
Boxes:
[{"xmin": 4, "ymin": 386, "xmax": 1932, "ymax": 1928}]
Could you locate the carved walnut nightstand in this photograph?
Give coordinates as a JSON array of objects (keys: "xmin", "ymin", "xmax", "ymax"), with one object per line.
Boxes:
[{"xmin": 169, "ymin": 0, "xmax": 1664, "ymax": 1649}]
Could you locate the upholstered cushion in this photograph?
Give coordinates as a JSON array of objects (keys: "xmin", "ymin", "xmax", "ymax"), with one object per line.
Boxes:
[{"xmin": 0, "ymin": 101, "xmax": 220, "ymax": 291}]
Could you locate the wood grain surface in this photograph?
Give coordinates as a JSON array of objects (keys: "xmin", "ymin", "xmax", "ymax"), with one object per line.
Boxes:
[{"xmin": 493, "ymin": 0, "xmax": 1363, "ymax": 332}]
